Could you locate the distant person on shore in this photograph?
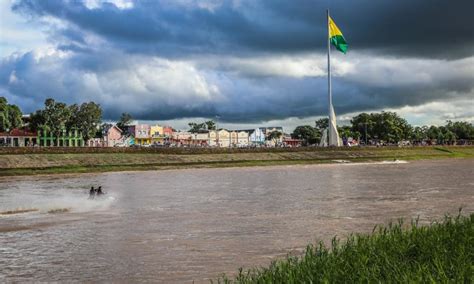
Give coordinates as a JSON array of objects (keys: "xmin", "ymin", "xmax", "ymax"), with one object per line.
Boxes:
[{"xmin": 89, "ymin": 186, "xmax": 95, "ymax": 199}]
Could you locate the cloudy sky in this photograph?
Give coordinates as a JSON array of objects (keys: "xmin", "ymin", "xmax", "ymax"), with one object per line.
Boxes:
[{"xmin": 1, "ymin": 0, "xmax": 473, "ymax": 131}]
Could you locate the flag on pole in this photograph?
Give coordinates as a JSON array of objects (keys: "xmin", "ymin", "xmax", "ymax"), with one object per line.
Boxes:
[{"xmin": 328, "ymin": 16, "xmax": 348, "ymax": 54}]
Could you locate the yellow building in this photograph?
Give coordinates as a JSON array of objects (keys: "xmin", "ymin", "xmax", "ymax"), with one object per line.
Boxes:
[
  {"xmin": 150, "ymin": 125, "xmax": 164, "ymax": 144},
  {"xmin": 150, "ymin": 125, "xmax": 163, "ymax": 137}
]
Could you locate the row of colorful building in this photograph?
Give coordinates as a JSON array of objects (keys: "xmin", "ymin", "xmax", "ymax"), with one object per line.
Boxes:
[
  {"xmin": 88, "ymin": 124, "xmax": 301, "ymax": 147},
  {"xmin": 0, "ymin": 124, "xmax": 302, "ymax": 148}
]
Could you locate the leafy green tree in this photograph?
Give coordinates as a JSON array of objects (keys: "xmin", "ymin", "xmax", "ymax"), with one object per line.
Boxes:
[
  {"xmin": 426, "ymin": 125, "xmax": 440, "ymax": 140},
  {"xmin": 117, "ymin": 112, "xmax": 133, "ymax": 132},
  {"xmin": 29, "ymin": 109, "xmax": 46, "ymax": 133},
  {"xmin": 188, "ymin": 122, "xmax": 207, "ymax": 133},
  {"xmin": 189, "ymin": 120, "xmax": 218, "ymax": 132},
  {"xmin": 292, "ymin": 125, "xmax": 320, "ymax": 145},
  {"xmin": 7, "ymin": 104, "xmax": 22, "ymax": 129},
  {"xmin": 0, "ymin": 97, "xmax": 9, "ymax": 132},
  {"xmin": 0, "ymin": 112, "xmax": 7, "ymax": 132},
  {"xmin": 0, "ymin": 97, "xmax": 6, "ymax": 109},
  {"xmin": 45, "ymin": 99, "xmax": 72, "ymax": 146},
  {"xmin": 337, "ymin": 125, "xmax": 360, "ymax": 140},
  {"xmin": 205, "ymin": 120, "xmax": 216, "ymax": 130},
  {"xmin": 350, "ymin": 113, "xmax": 373, "ymax": 144},
  {"xmin": 445, "ymin": 120, "xmax": 474, "ymax": 140},
  {"xmin": 68, "ymin": 102, "xmax": 102, "ymax": 141},
  {"xmin": 30, "ymin": 98, "xmax": 72, "ymax": 145},
  {"xmin": 94, "ymin": 123, "xmax": 108, "ymax": 139},
  {"xmin": 315, "ymin": 118, "xmax": 329, "ymax": 132},
  {"xmin": 443, "ymin": 129, "xmax": 456, "ymax": 144},
  {"xmin": 411, "ymin": 126, "xmax": 428, "ymax": 142},
  {"xmin": 266, "ymin": 130, "xmax": 283, "ymax": 144},
  {"xmin": 0, "ymin": 97, "xmax": 23, "ymax": 132},
  {"xmin": 351, "ymin": 112, "xmax": 412, "ymax": 143},
  {"xmin": 437, "ymin": 127, "xmax": 447, "ymax": 144}
]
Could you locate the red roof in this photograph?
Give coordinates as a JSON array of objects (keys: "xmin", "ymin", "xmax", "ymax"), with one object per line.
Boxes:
[{"xmin": 0, "ymin": 129, "xmax": 37, "ymax": 137}]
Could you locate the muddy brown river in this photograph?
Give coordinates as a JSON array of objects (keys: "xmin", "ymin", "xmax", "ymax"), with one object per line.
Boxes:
[{"xmin": 1, "ymin": 159, "xmax": 473, "ymax": 282}]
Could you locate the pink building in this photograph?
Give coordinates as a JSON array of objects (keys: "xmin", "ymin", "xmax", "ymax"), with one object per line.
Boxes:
[
  {"xmin": 162, "ymin": 126, "xmax": 173, "ymax": 137},
  {"xmin": 86, "ymin": 124, "xmax": 123, "ymax": 147},
  {"xmin": 103, "ymin": 124, "xmax": 123, "ymax": 147}
]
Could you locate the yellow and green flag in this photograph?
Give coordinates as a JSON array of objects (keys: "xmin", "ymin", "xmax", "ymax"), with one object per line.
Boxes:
[{"xmin": 329, "ymin": 16, "xmax": 348, "ymax": 54}]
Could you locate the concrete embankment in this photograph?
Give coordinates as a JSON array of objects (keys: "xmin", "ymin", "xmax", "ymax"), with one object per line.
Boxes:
[{"xmin": 0, "ymin": 146, "xmax": 473, "ymax": 176}]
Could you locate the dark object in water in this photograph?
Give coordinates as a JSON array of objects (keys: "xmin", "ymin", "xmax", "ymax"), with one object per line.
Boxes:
[
  {"xmin": 89, "ymin": 186, "xmax": 106, "ymax": 199},
  {"xmin": 89, "ymin": 186, "xmax": 96, "ymax": 199}
]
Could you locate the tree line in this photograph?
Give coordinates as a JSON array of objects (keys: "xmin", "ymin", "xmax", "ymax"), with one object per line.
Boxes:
[
  {"xmin": 28, "ymin": 98, "xmax": 102, "ymax": 145},
  {"xmin": 292, "ymin": 111, "xmax": 474, "ymax": 145},
  {"xmin": 2, "ymin": 96, "xmax": 473, "ymax": 146}
]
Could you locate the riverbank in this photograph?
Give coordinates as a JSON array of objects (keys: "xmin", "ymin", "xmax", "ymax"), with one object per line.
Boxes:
[
  {"xmin": 0, "ymin": 146, "xmax": 473, "ymax": 176},
  {"xmin": 219, "ymin": 212, "xmax": 474, "ymax": 283}
]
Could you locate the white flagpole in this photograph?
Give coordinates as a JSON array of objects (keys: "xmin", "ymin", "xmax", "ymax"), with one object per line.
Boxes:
[
  {"xmin": 327, "ymin": 9, "xmax": 340, "ymax": 146},
  {"xmin": 327, "ymin": 9, "xmax": 332, "ymax": 146}
]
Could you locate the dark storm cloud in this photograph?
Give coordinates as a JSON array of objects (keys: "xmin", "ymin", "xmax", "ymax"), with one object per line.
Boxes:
[
  {"xmin": 262, "ymin": 0, "xmax": 474, "ymax": 58},
  {"xmin": 12, "ymin": 0, "xmax": 474, "ymax": 59},
  {"xmin": 2, "ymin": 0, "xmax": 473, "ymax": 124}
]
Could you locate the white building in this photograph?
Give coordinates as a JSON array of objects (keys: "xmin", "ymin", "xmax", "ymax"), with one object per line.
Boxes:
[
  {"xmin": 171, "ymin": 131, "xmax": 192, "ymax": 145},
  {"xmin": 234, "ymin": 131, "xmax": 249, "ymax": 147},
  {"xmin": 209, "ymin": 129, "xmax": 231, "ymax": 147},
  {"xmin": 192, "ymin": 132, "xmax": 210, "ymax": 146},
  {"xmin": 249, "ymin": 128, "xmax": 266, "ymax": 145},
  {"xmin": 203, "ymin": 130, "xmax": 248, "ymax": 147}
]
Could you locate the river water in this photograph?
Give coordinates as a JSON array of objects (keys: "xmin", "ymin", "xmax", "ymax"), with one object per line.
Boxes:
[{"xmin": 1, "ymin": 159, "xmax": 473, "ymax": 282}]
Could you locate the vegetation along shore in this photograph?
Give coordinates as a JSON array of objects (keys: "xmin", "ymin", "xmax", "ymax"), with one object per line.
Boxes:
[
  {"xmin": 217, "ymin": 212, "xmax": 473, "ymax": 283},
  {"xmin": 0, "ymin": 146, "xmax": 473, "ymax": 176}
]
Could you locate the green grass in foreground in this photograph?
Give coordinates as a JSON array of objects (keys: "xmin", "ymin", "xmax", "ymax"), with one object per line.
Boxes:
[{"xmin": 217, "ymin": 212, "xmax": 473, "ymax": 283}]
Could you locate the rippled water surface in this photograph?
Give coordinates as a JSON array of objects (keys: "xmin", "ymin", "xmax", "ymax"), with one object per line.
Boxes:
[{"xmin": 1, "ymin": 159, "xmax": 473, "ymax": 282}]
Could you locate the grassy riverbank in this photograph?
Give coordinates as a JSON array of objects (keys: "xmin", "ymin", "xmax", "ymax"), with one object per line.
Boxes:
[
  {"xmin": 0, "ymin": 146, "xmax": 473, "ymax": 176},
  {"xmin": 218, "ymin": 212, "xmax": 474, "ymax": 283}
]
